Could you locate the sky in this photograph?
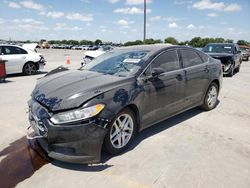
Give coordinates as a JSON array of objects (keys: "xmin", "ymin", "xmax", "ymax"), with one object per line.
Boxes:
[{"xmin": 0, "ymin": 0, "xmax": 249, "ymax": 43}]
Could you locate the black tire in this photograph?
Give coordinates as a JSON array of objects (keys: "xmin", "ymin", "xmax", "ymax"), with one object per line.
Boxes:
[
  {"xmin": 235, "ymin": 64, "xmax": 241, "ymax": 73},
  {"xmin": 104, "ymin": 108, "xmax": 137, "ymax": 155},
  {"xmin": 228, "ymin": 64, "xmax": 234, "ymax": 77},
  {"xmin": 201, "ymin": 82, "xmax": 219, "ymax": 111},
  {"xmin": 23, "ymin": 62, "xmax": 37, "ymax": 75}
]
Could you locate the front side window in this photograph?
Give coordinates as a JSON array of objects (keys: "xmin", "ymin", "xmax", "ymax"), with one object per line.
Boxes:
[
  {"xmin": 151, "ymin": 50, "xmax": 180, "ymax": 72},
  {"xmin": 3, "ymin": 46, "xmax": 27, "ymax": 55},
  {"xmin": 197, "ymin": 51, "xmax": 209, "ymax": 63},
  {"xmin": 180, "ymin": 49, "xmax": 203, "ymax": 67}
]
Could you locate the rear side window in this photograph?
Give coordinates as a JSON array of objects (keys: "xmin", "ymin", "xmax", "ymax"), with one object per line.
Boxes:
[
  {"xmin": 180, "ymin": 49, "xmax": 203, "ymax": 67},
  {"xmin": 152, "ymin": 50, "xmax": 180, "ymax": 72},
  {"xmin": 3, "ymin": 46, "xmax": 27, "ymax": 55},
  {"xmin": 0, "ymin": 47, "xmax": 3, "ymax": 55},
  {"xmin": 197, "ymin": 51, "xmax": 209, "ymax": 63}
]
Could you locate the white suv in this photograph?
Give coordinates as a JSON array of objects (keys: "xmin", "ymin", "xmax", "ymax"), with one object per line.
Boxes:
[{"xmin": 0, "ymin": 44, "xmax": 46, "ymax": 75}]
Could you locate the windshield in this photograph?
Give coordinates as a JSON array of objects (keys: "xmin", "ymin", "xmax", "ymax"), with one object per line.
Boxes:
[
  {"xmin": 81, "ymin": 50, "xmax": 149, "ymax": 77},
  {"xmin": 240, "ymin": 47, "xmax": 249, "ymax": 52},
  {"xmin": 203, "ymin": 44, "xmax": 234, "ymax": 54}
]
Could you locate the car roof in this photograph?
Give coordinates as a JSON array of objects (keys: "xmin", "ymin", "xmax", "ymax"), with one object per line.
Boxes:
[
  {"xmin": 116, "ymin": 44, "xmax": 173, "ymax": 51},
  {"xmin": 206, "ymin": 43, "xmax": 236, "ymax": 46},
  {"xmin": 112, "ymin": 44, "xmax": 178, "ymax": 56},
  {"xmin": 0, "ymin": 44, "xmax": 22, "ymax": 47},
  {"xmin": 114, "ymin": 44, "xmax": 202, "ymax": 56}
]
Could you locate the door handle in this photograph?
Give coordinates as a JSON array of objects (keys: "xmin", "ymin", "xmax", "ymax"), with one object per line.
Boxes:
[
  {"xmin": 176, "ymin": 74, "xmax": 183, "ymax": 81},
  {"xmin": 204, "ymin": 66, "xmax": 209, "ymax": 73}
]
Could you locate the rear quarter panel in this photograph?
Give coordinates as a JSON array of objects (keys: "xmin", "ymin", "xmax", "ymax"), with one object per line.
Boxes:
[{"xmin": 208, "ymin": 57, "xmax": 223, "ymax": 91}]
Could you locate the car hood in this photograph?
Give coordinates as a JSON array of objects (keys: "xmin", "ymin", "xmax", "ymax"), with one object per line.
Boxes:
[
  {"xmin": 84, "ymin": 50, "xmax": 105, "ymax": 58},
  {"xmin": 206, "ymin": 53, "xmax": 233, "ymax": 58},
  {"xmin": 205, "ymin": 53, "xmax": 233, "ymax": 64},
  {"xmin": 32, "ymin": 70, "xmax": 133, "ymax": 111}
]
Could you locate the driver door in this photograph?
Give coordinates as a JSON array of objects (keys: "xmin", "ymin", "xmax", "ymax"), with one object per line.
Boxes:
[{"xmin": 139, "ymin": 49, "xmax": 186, "ymax": 128}]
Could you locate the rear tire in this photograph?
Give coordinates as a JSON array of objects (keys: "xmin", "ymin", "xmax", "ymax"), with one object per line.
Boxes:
[
  {"xmin": 23, "ymin": 62, "xmax": 37, "ymax": 75},
  {"xmin": 104, "ymin": 108, "xmax": 137, "ymax": 155},
  {"xmin": 201, "ymin": 82, "xmax": 219, "ymax": 111},
  {"xmin": 228, "ymin": 64, "xmax": 234, "ymax": 77}
]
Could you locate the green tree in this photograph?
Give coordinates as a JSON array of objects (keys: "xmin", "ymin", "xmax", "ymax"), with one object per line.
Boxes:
[
  {"xmin": 124, "ymin": 40, "xmax": 143, "ymax": 46},
  {"xmin": 144, "ymin": 38, "xmax": 155, "ymax": 44},
  {"xmin": 164, "ymin": 37, "xmax": 178, "ymax": 45},
  {"xmin": 178, "ymin": 40, "xmax": 189, "ymax": 46},
  {"xmin": 189, "ymin": 37, "xmax": 202, "ymax": 47},
  {"xmin": 225, "ymin": 39, "xmax": 234, "ymax": 43},
  {"xmin": 237, "ymin": 40, "xmax": 249, "ymax": 46},
  {"xmin": 95, "ymin": 39, "xmax": 102, "ymax": 45},
  {"xmin": 154, "ymin": 39, "xmax": 162, "ymax": 44},
  {"xmin": 68, "ymin": 40, "xmax": 79, "ymax": 45},
  {"xmin": 79, "ymin": 40, "xmax": 93, "ymax": 45},
  {"xmin": 214, "ymin": 38, "xmax": 225, "ymax": 43}
]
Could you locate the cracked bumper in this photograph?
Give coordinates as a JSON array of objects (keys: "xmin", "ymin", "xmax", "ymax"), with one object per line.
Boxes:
[{"xmin": 28, "ymin": 114, "xmax": 107, "ymax": 164}]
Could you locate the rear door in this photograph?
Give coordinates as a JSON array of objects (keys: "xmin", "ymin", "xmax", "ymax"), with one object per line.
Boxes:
[
  {"xmin": 179, "ymin": 49, "xmax": 210, "ymax": 107},
  {"xmin": 140, "ymin": 49, "xmax": 186, "ymax": 127},
  {"xmin": 2, "ymin": 46, "xmax": 27, "ymax": 74}
]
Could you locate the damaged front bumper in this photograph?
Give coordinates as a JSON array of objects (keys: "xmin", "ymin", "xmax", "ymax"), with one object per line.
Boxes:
[
  {"xmin": 27, "ymin": 102, "xmax": 108, "ymax": 164},
  {"xmin": 38, "ymin": 56, "xmax": 46, "ymax": 69},
  {"xmin": 222, "ymin": 63, "xmax": 233, "ymax": 75}
]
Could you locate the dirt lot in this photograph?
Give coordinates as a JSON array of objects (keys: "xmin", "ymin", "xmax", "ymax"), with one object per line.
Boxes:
[{"xmin": 0, "ymin": 49, "xmax": 250, "ymax": 188}]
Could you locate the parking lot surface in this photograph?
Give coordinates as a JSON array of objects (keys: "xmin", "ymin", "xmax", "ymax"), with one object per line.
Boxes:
[{"xmin": 0, "ymin": 49, "xmax": 250, "ymax": 188}]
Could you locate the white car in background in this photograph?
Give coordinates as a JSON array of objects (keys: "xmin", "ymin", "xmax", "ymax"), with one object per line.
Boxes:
[
  {"xmin": 0, "ymin": 44, "xmax": 45, "ymax": 75},
  {"xmin": 81, "ymin": 45, "xmax": 113, "ymax": 66}
]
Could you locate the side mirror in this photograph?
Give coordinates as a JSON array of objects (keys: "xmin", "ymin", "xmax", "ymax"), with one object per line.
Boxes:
[
  {"xmin": 236, "ymin": 50, "xmax": 242, "ymax": 54},
  {"xmin": 152, "ymin": 68, "xmax": 164, "ymax": 78}
]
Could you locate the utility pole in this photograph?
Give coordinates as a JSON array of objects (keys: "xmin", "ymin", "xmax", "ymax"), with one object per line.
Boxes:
[{"xmin": 143, "ymin": 0, "xmax": 146, "ymax": 43}]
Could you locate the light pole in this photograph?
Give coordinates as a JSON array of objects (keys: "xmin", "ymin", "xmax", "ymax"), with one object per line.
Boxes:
[{"xmin": 143, "ymin": 0, "xmax": 146, "ymax": 43}]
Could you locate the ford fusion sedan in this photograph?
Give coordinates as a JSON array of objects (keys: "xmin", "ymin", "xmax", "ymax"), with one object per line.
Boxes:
[
  {"xmin": 81, "ymin": 45, "xmax": 114, "ymax": 66},
  {"xmin": 27, "ymin": 45, "xmax": 222, "ymax": 164},
  {"xmin": 0, "ymin": 44, "xmax": 45, "ymax": 75},
  {"xmin": 202, "ymin": 43, "xmax": 242, "ymax": 77}
]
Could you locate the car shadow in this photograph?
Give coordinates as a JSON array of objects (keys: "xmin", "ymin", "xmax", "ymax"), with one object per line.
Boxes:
[
  {"xmin": 0, "ymin": 79, "xmax": 15, "ymax": 83},
  {"xmin": 101, "ymin": 107, "xmax": 204, "ymax": 163},
  {"xmin": 6, "ymin": 71, "xmax": 48, "ymax": 78},
  {"xmin": 53, "ymin": 106, "xmax": 206, "ymax": 171}
]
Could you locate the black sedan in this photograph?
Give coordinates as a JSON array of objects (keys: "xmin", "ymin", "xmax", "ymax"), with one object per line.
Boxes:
[
  {"xmin": 27, "ymin": 45, "xmax": 222, "ymax": 164},
  {"xmin": 202, "ymin": 43, "xmax": 242, "ymax": 77}
]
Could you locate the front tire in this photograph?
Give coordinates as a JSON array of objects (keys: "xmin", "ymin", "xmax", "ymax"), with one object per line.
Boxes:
[
  {"xmin": 227, "ymin": 64, "xmax": 234, "ymax": 77},
  {"xmin": 235, "ymin": 64, "xmax": 241, "ymax": 73},
  {"xmin": 23, "ymin": 62, "xmax": 37, "ymax": 75},
  {"xmin": 201, "ymin": 82, "xmax": 219, "ymax": 111},
  {"xmin": 104, "ymin": 108, "xmax": 137, "ymax": 155}
]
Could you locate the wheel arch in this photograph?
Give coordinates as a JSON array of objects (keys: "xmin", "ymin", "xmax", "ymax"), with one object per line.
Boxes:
[
  {"xmin": 22, "ymin": 61, "xmax": 38, "ymax": 72},
  {"xmin": 125, "ymin": 104, "xmax": 141, "ymax": 131},
  {"xmin": 210, "ymin": 79, "xmax": 220, "ymax": 92}
]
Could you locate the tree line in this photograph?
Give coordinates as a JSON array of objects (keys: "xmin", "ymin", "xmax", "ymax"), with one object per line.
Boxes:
[
  {"xmin": 123, "ymin": 37, "xmax": 250, "ymax": 48},
  {"xmin": 22, "ymin": 37, "xmax": 250, "ymax": 48},
  {"xmin": 48, "ymin": 39, "xmax": 103, "ymax": 46}
]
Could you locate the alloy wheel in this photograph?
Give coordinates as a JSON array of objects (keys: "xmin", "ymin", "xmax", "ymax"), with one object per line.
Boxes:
[
  {"xmin": 207, "ymin": 85, "xmax": 218, "ymax": 108},
  {"xmin": 110, "ymin": 114, "xmax": 134, "ymax": 149},
  {"xmin": 24, "ymin": 63, "xmax": 36, "ymax": 75}
]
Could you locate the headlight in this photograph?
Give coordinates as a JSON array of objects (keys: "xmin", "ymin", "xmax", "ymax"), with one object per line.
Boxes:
[{"xmin": 50, "ymin": 104, "xmax": 105, "ymax": 124}]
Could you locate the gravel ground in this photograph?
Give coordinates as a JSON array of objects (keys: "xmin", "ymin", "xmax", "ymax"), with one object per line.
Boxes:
[{"xmin": 0, "ymin": 49, "xmax": 249, "ymax": 188}]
